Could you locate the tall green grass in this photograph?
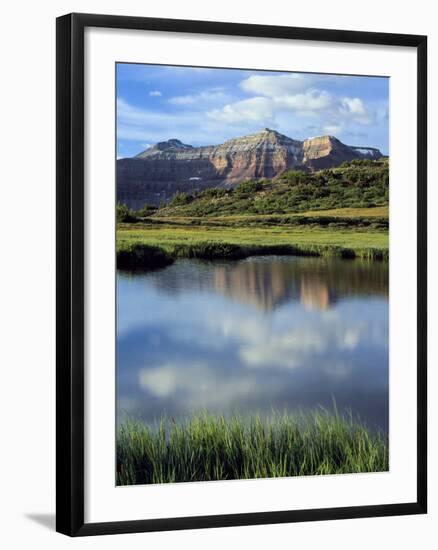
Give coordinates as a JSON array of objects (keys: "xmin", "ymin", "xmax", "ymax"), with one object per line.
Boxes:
[
  {"xmin": 117, "ymin": 218, "xmax": 388, "ymax": 269},
  {"xmin": 116, "ymin": 234, "xmax": 388, "ymax": 269},
  {"xmin": 117, "ymin": 411, "xmax": 388, "ymax": 485}
]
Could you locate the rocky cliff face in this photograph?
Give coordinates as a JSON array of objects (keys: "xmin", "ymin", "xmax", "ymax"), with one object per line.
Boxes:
[
  {"xmin": 117, "ymin": 129, "xmax": 382, "ymax": 208},
  {"xmin": 302, "ymin": 135, "xmax": 381, "ymax": 170}
]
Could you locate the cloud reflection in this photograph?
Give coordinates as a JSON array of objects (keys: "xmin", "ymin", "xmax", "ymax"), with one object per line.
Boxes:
[{"xmin": 117, "ymin": 256, "xmax": 389, "ymax": 430}]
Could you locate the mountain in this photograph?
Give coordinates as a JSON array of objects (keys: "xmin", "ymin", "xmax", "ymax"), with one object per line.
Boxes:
[{"xmin": 117, "ymin": 129, "xmax": 382, "ymax": 209}]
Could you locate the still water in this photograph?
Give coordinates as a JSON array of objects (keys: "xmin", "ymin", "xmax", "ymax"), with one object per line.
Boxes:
[{"xmin": 117, "ymin": 256, "xmax": 389, "ymax": 432}]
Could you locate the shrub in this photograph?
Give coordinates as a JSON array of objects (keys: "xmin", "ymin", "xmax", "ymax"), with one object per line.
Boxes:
[
  {"xmin": 170, "ymin": 192, "xmax": 194, "ymax": 206},
  {"xmin": 235, "ymin": 180, "xmax": 263, "ymax": 196},
  {"xmin": 135, "ymin": 204, "xmax": 157, "ymax": 217},
  {"xmin": 116, "ymin": 203, "xmax": 136, "ymax": 223},
  {"xmin": 198, "ymin": 188, "xmax": 227, "ymax": 198},
  {"xmin": 281, "ymin": 170, "xmax": 310, "ymax": 185}
]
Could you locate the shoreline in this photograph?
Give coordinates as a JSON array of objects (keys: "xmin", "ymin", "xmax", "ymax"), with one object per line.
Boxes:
[{"xmin": 117, "ymin": 240, "xmax": 389, "ymax": 271}]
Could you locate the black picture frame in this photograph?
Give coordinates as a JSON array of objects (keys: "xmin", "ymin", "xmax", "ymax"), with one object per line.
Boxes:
[{"xmin": 56, "ymin": 12, "xmax": 427, "ymax": 537}]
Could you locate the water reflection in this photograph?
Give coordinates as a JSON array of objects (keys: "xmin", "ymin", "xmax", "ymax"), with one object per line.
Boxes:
[
  {"xmin": 117, "ymin": 256, "xmax": 389, "ymax": 432},
  {"xmin": 135, "ymin": 256, "xmax": 388, "ymax": 311}
]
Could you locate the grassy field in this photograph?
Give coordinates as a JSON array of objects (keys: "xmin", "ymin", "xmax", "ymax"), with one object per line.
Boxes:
[
  {"xmin": 117, "ymin": 216, "xmax": 389, "ymax": 267},
  {"xmin": 286, "ymin": 206, "xmax": 388, "ymax": 218},
  {"xmin": 157, "ymin": 206, "xmax": 389, "ymax": 224},
  {"xmin": 116, "ymin": 204, "xmax": 389, "ymax": 269},
  {"xmin": 118, "ymin": 222, "xmax": 388, "ymax": 250},
  {"xmin": 117, "ymin": 410, "xmax": 388, "ymax": 485}
]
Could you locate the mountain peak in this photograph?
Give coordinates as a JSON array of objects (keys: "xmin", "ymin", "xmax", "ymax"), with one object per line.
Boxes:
[
  {"xmin": 304, "ymin": 134, "xmax": 339, "ymax": 143},
  {"xmin": 136, "ymin": 138, "xmax": 193, "ymax": 158},
  {"xmin": 256, "ymin": 127, "xmax": 288, "ymax": 138},
  {"xmin": 119, "ymin": 129, "xmax": 383, "ymax": 208},
  {"xmin": 222, "ymin": 128, "xmax": 301, "ymax": 150}
]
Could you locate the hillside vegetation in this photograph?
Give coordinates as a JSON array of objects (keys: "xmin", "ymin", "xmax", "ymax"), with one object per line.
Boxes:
[{"xmin": 153, "ymin": 158, "xmax": 389, "ymax": 217}]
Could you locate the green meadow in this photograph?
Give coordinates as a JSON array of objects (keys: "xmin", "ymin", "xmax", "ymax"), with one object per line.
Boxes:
[{"xmin": 117, "ymin": 207, "xmax": 389, "ymax": 269}]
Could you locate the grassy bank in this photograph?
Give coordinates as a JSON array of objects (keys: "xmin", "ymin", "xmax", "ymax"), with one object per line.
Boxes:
[
  {"xmin": 117, "ymin": 242, "xmax": 174, "ymax": 271},
  {"xmin": 117, "ymin": 411, "xmax": 388, "ymax": 485},
  {"xmin": 117, "ymin": 205, "xmax": 389, "ymax": 269},
  {"xmin": 117, "ymin": 220, "xmax": 389, "ymax": 269}
]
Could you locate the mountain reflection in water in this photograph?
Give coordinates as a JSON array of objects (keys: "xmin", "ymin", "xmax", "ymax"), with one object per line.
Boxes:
[
  {"xmin": 141, "ymin": 256, "xmax": 388, "ymax": 312},
  {"xmin": 117, "ymin": 256, "xmax": 389, "ymax": 432}
]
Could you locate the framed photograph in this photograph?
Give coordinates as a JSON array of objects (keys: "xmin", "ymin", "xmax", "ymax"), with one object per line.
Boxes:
[{"xmin": 56, "ymin": 13, "xmax": 427, "ymax": 536}]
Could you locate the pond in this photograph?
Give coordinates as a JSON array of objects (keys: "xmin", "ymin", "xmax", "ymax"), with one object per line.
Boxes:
[{"xmin": 117, "ymin": 255, "xmax": 388, "ymax": 432}]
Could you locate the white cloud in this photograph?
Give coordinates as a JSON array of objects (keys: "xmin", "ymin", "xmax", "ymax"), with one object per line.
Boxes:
[
  {"xmin": 339, "ymin": 97, "xmax": 373, "ymax": 124},
  {"xmin": 340, "ymin": 97, "xmax": 366, "ymax": 115},
  {"xmin": 208, "ymin": 97, "xmax": 275, "ymax": 125},
  {"xmin": 208, "ymin": 75, "xmax": 374, "ymax": 130},
  {"xmin": 207, "ymin": 312, "xmax": 367, "ymax": 372},
  {"xmin": 149, "ymin": 90, "xmax": 162, "ymax": 97},
  {"xmin": 239, "ymin": 327, "xmax": 328, "ymax": 370},
  {"xmin": 207, "ymin": 72, "xmax": 376, "ymax": 133},
  {"xmin": 138, "ymin": 362, "xmax": 259, "ymax": 408},
  {"xmin": 342, "ymin": 328, "xmax": 362, "ymax": 350},
  {"xmin": 276, "ymin": 89, "xmax": 333, "ymax": 112},
  {"xmin": 240, "ymin": 73, "xmax": 315, "ymax": 96},
  {"xmin": 139, "ymin": 365, "xmax": 179, "ymax": 397},
  {"xmin": 168, "ymin": 89, "xmax": 229, "ymax": 106}
]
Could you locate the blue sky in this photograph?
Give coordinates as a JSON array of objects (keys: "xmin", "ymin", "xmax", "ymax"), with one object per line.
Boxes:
[{"xmin": 117, "ymin": 63, "xmax": 389, "ymax": 158}]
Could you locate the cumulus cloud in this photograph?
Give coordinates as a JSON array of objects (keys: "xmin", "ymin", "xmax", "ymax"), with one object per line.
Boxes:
[
  {"xmin": 149, "ymin": 90, "xmax": 162, "ymax": 97},
  {"xmin": 240, "ymin": 73, "xmax": 315, "ymax": 96},
  {"xmin": 209, "ymin": 73, "xmax": 375, "ymax": 131},
  {"xmin": 208, "ymin": 92, "xmax": 374, "ymax": 129},
  {"xmin": 138, "ymin": 362, "xmax": 259, "ymax": 408},
  {"xmin": 276, "ymin": 90, "xmax": 333, "ymax": 112},
  {"xmin": 339, "ymin": 97, "xmax": 372, "ymax": 124},
  {"xmin": 139, "ymin": 364, "xmax": 180, "ymax": 397},
  {"xmin": 207, "ymin": 90, "xmax": 333, "ymax": 125},
  {"xmin": 209, "ymin": 312, "xmax": 367, "ymax": 372},
  {"xmin": 133, "ymin": 312, "xmax": 370, "ymax": 418},
  {"xmin": 168, "ymin": 88, "xmax": 229, "ymax": 106},
  {"xmin": 208, "ymin": 96, "xmax": 275, "ymax": 125}
]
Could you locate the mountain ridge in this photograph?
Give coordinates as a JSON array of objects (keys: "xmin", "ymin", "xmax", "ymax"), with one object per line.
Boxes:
[{"xmin": 117, "ymin": 129, "xmax": 383, "ymax": 209}]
